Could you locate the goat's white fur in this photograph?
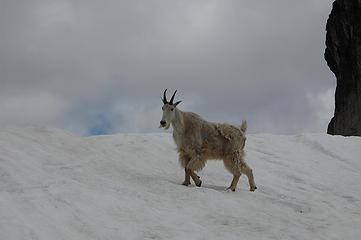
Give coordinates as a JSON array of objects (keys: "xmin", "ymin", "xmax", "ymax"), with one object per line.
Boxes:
[{"xmin": 160, "ymin": 92, "xmax": 256, "ymax": 191}]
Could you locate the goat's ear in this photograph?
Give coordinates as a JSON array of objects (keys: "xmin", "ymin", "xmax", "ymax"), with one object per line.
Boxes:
[{"xmin": 174, "ymin": 101, "xmax": 182, "ymax": 107}]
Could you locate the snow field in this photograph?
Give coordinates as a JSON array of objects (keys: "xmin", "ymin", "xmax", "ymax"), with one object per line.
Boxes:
[{"xmin": 0, "ymin": 126, "xmax": 360, "ymax": 239}]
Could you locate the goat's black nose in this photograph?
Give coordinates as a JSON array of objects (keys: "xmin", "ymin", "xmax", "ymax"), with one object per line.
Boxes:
[{"xmin": 160, "ymin": 120, "xmax": 166, "ymax": 126}]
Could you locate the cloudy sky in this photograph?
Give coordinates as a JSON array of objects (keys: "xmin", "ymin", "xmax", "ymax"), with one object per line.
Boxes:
[{"xmin": 0, "ymin": 0, "xmax": 335, "ymax": 135}]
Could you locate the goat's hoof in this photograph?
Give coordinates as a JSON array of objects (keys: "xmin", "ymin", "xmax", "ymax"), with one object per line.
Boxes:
[
  {"xmin": 227, "ymin": 187, "xmax": 236, "ymax": 192},
  {"xmin": 182, "ymin": 181, "xmax": 190, "ymax": 186},
  {"xmin": 196, "ymin": 180, "xmax": 202, "ymax": 187}
]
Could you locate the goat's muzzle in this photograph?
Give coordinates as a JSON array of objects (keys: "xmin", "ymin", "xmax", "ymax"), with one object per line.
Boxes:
[{"xmin": 159, "ymin": 120, "xmax": 170, "ymax": 130}]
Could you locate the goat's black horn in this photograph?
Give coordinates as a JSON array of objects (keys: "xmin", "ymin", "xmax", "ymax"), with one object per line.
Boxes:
[
  {"xmin": 162, "ymin": 89, "xmax": 168, "ymax": 104},
  {"xmin": 170, "ymin": 90, "xmax": 177, "ymax": 104}
]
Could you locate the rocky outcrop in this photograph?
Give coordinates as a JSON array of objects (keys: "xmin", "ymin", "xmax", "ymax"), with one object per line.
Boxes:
[{"xmin": 325, "ymin": 0, "xmax": 361, "ymax": 136}]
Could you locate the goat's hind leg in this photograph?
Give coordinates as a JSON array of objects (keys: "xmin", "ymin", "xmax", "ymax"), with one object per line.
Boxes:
[
  {"xmin": 224, "ymin": 154, "xmax": 256, "ymax": 192},
  {"xmin": 241, "ymin": 162, "xmax": 257, "ymax": 191},
  {"xmin": 223, "ymin": 157, "xmax": 241, "ymax": 191},
  {"xmin": 227, "ymin": 173, "xmax": 241, "ymax": 192}
]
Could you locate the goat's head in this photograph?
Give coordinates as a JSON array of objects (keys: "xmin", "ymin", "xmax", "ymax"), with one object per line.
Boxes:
[{"xmin": 159, "ymin": 89, "xmax": 182, "ymax": 130}]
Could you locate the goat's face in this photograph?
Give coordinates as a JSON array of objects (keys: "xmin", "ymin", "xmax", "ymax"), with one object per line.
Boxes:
[
  {"xmin": 160, "ymin": 104, "xmax": 176, "ymax": 130},
  {"xmin": 160, "ymin": 89, "xmax": 181, "ymax": 130}
]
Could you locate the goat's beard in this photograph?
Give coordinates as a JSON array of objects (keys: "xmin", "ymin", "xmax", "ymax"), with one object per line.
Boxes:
[{"xmin": 159, "ymin": 123, "xmax": 170, "ymax": 130}]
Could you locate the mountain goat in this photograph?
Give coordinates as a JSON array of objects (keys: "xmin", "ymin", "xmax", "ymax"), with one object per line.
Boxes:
[{"xmin": 160, "ymin": 89, "xmax": 257, "ymax": 191}]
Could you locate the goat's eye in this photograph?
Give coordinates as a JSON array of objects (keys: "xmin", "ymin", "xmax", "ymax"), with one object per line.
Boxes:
[{"xmin": 162, "ymin": 107, "xmax": 164, "ymax": 111}]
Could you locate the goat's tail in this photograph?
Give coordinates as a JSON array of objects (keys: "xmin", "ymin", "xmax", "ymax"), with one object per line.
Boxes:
[{"xmin": 240, "ymin": 120, "xmax": 247, "ymax": 133}]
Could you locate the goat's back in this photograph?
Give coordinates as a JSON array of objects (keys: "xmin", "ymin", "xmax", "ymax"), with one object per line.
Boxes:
[{"xmin": 181, "ymin": 111, "xmax": 246, "ymax": 156}]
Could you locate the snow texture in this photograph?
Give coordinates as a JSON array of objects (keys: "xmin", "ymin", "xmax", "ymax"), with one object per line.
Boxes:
[{"xmin": 0, "ymin": 126, "xmax": 360, "ymax": 240}]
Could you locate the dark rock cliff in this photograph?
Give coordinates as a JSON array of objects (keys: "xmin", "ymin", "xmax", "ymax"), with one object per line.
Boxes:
[{"xmin": 325, "ymin": 0, "xmax": 361, "ymax": 136}]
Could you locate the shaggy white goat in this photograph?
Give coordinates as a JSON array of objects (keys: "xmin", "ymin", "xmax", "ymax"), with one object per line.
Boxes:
[{"xmin": 160, "ymin": 89, "xmax": 257, "ymax": 191}]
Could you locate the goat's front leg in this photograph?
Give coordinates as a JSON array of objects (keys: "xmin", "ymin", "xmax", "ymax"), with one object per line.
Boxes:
[
  {"xmin": 182, "ymin": 168, "xmax": 191, "ymax": 186},
  {"xmin": 187, "ymin": 168, "xmax": 202, "ymax": 187},
  {"xmin": 179, "ymin": 152, "xmax": 191, "ymax": 186},
  {"xmin": 186, "ymin": 156, "xmax": 204, "ymax": 187},
  {"xmin": 183, "ymin": 168, "xmax": 201, "ymax": 186}
]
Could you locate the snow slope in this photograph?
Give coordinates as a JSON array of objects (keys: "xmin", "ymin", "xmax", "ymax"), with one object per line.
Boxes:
[{"xmin": 0, "ymin": 126, "xmax": 360, "ymax": 240}]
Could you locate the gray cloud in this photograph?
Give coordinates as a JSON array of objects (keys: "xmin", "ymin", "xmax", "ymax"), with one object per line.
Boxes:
[{"xmin": 0, "ymin": 0, "xmax": 335, "ymax": 135}]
